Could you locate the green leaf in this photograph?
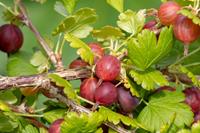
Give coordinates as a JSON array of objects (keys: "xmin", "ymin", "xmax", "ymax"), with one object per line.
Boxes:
[
  {"xmin": 106, "ymin": 0, "xmax": 124, "ymax": 13},
  {"xmin": 39, "ymin": 128, "xmax": 48, "ymax": 133},
  {"xmin": 0, "ymin": 112, "xmax": 18, "ymax": 132},
  {"xmin": 0, "ymin": 90, "xmax": 17, "ymax": 104},
  {"xmin": 7, "ymin": 52, "xmax": 38, "ymax": 76},
  {"xmin": 48, "ymin": 74, "xmax": 77, "ymax": 100},
  {"xmin": 179, "ymin": 9, "xmax": 200, "ymax": 25},
  {"xmin": 54, "ymin": 1, "xmax": 68, "ymax": 16},
  {"xmin": 30, "ymin": 51, "xmax": 50, "ymax": 73},
  {"xmin": 137, "ymin": 91, "xmax": 194, "ymax": 132},
  {"xmin": 43, "ymin": 109, "xmax": 65, "ymax": 123},
  {"xmin": 52, "ymin": 7, "xmax": 97, "ymax": 38},
  {"xmin": 177, "ymin": 129, "xmax": 191, "ymax": 133},
  {"xmin": 99, "ymin": 107, "xmax": 143, "ymax": 129},
  {"xmin": 61, "ymin": 0, "xmax": 77, "ymax": 14},
  {"xmin": 129, "ymin": 68, "xmax": 168, "ymax": 90},
  {"xmin": 31, "ymin": 0, "xmax": 47, "ymax": 4},
  {"xmin": 92, "ymin": 25, "xmax": 124, "ymax": 41},
  {"xmin": 95, "ymin": 128, "xmax": 103, "ymax": 133},
  {"xmin": 22, "ymin": 125, "xmax": 39, "ymax": 133},
  {"xmin": 192, "ymin": 121, "xmax": 200, "ymax": 133},
  {"xmin": 61, "ymin": 112, "xmax": 104, "ymax": 133},
  {"xmin": 179, "ymin": 65, "xmax": 200, "ymax": 87},
  {"xmin": 117, "ymin": 9, "xmax": 146, "ymax": 35},
  {"xmin": 0, "ymin": 100, "xmax": 10, "ymax": 111},
  {"xmin": 64, "ymin": 33, "xmax": 94, "ymax": 65},
  {"xmin": 128, "ymin": 27, "xmax": 173, "ymax": 70}
]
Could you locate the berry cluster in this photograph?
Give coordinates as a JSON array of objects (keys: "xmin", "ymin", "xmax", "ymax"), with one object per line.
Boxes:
[
  {"xmin": 69, "ymin": 43, "xmax": 139, "ymax": 112},
  {"xmin": 145, "ymin": 1, "xmax": 200, "ymax": 46}
]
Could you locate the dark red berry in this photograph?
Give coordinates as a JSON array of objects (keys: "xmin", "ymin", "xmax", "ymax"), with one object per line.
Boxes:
[
  {"xmin": 95, "ymin": 82, "xmax": 118, "ymax": 106},
  {"xmin": 158, "ymin": 1, "xmax": 181, "ymax": 25},
  {"xmin": 117, "ymin": 86, "xmax": 139, "ymax": 113},
  {"xmin": 173, "ymin": 15, "xmax": 200, "ymax": 44},
  {"xmin": 184, "ymin": 87, "xmax": 200, "ymax": 113},
  {"xmin": 143, "ymin": 20, "xmax": 157, "ymax": 30},
  {"xmin": 194, "ymin": 111, "xmax": 200, "ymax": 123},
  {"xmin": 0, "ymin": 24, "xmax": 23, "ymax": 53},
  {"xmin": 48, "ymin": 119, "xmax": 64, "ymax": 133},
  {"xmin": 69, "ymin": 59, "xmax": 88, "ymax": 69},
  {"xmin": 80, "ymin": 77, "xmax": 98, "ymax": 102},
  {"xmin": 88, "ymin": 42, "xmax": 104, "ymax": 63},
  {"xmin": 95, "ymin": 55, "xmax": 120, "ymax": 81}
]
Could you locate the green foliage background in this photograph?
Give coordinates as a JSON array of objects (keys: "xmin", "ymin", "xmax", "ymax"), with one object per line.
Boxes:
[{"xmin": 0, "ymin": 0, "xmax": 160, "ymax": 75}]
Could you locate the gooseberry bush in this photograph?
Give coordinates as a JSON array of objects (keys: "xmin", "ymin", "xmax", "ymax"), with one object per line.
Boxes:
[{"xmin": 0, "ymin": 0, "xmax": 200, "ymax": 133}]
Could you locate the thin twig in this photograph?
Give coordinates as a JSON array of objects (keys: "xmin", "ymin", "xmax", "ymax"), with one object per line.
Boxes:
[{"xmin": 15, "ymin": 0, "xmax": 63, "ymax": 70}]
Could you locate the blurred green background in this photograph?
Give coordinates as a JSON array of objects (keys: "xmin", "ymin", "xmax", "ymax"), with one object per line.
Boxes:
[{"xmin": 0, "ymin": 0, "xmax": 161, "ymax": 75}]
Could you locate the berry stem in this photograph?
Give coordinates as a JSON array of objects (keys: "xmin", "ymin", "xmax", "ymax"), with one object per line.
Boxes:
[{"xmin": 77, "ymin": 96, "xmax": 95, "ymax": 106}]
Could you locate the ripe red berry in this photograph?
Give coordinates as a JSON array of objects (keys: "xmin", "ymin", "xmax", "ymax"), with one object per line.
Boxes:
[
  {"xmin": 0, "ymin": 24, "xmax": 23, "ymax": 53},
  {"xmin": 48, "ymin": 119, "xmax": 64, "ymax": 133},
  {"xmin": 143, "ymin": 20, "xmax": 157, "ymax": 30},
  {"xmin": 95, "ymin": 55, "xmax": 120, "ymax": 81},
  {"xmin": 69, "ymin": 59, "xmax": 88, "ymax": 69},
  {"xmin": 158, "ymin": 1, "xmax": 181, "ymax": 25},
  {"xmin": 88, "ymin": 42, "xmax": 104, "ymax": 63},
  {"xmin": 80, "ymin": 77, "xmax": 98, "ymax": 102},
  {"xmin": 117, "ymin": 86, "xmax": 139, "ymax": 113},
  {"xmin": 184, "ymin": 87, "xmax": 200, "ymax": 113},
  {"xmin": 173, "ymin": 15, "xmax": 200, "ymax": 44},
  {"xmin": 95, "ymin": 82, "xmax": 118, "ymax": 106}
]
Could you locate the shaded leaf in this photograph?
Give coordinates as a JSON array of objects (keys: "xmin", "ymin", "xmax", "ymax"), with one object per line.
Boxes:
[
  {"xmin": 30, "ymin": 51, "xmax": 50, "ymax": 73},
  {"xmin": 0, "ymin": 90, "xmax": 17, "ymax": 104},
  {"xmin": 117, "ymin": 9, "xmax": 146, "ymax": 34},
  {"xmin": 64, "ymin": 33, "xmax": 94, "ymax": 65},
  {"xmin": 138, "ymin": 91, "xmax": 193, "ymax": 132},
  {"xmin": 106, "ymin": 0, "xmax": 124, "ymax": 13},
  {"xmin": 128, "ymin": 27, "xmax": 173, "ymax": 70},
  {"xmin": 0, "ymin": 112, "xmax": 18, "ymax": 132},
  {"xmin": 52, "ymin": 7, "xmax": 97, "ymax": 38},
  {"xmin": 7, "ymin": 52, "xmax": 38, "ymax": 76}
]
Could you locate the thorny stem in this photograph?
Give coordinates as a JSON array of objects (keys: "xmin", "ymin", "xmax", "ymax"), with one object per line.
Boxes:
[{"xmin": 15, "ymin": 0, "xmax": 64, "ymax": 70}]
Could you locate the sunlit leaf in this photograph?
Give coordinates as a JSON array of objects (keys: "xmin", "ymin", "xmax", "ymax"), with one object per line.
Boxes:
[
  {"xmin": 64, "ymin": 33, "xmax": 94, "ymax": 65},
  {"xmin": 106, "ymin": 0, "xmax": 124, "ymax": 13},
  {"xmin": 117, "ymin": 9, "xmax": 146, "ymax": 35},
  {"xmin": 128, "ymin": 27, "xmax": 173, "ymax": 70},
  {"xmin": 138, "ymin": 91, "xmax": 193, "ymax": 132},
  {"xmin": 129, "ymin": 68, "xmax": 168, "ymax": 90}
]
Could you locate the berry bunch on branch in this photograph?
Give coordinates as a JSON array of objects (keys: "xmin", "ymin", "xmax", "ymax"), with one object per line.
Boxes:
[{"xmin": 0, "ymin": 0, "xmax": 200, "ymax": 133}]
